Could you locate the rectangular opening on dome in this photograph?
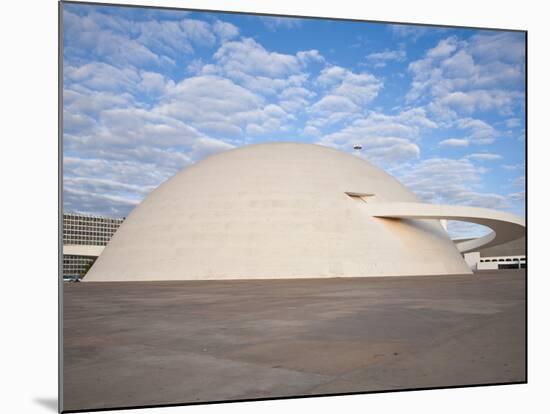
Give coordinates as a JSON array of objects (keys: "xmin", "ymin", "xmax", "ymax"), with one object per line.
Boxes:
[{"xmin": 345, "ymin": 192, "xmax": 375, "ymax": 203}]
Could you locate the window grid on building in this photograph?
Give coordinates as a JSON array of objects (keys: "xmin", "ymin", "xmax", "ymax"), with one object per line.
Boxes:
[
  {"xmin": 63, "ymin": 255, "xmax": 97, "ymax": 278},
  {"xmin": 62, "ymin": 212, "xmax": 125, "ymax": 279},
  {"xmin": 63, "ymin": 213, "xmax": 125, "ymax": 246}
]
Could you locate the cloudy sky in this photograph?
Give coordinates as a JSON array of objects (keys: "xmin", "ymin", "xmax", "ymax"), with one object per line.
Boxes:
[{"xmin": 62, "ymin": 3, "xmax": 525, "ymax": 238}]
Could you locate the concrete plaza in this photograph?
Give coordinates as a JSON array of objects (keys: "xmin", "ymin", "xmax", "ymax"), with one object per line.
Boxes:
[{"xmin": 63, "ymin": 270, "xmax": 526, "ymax": 411}]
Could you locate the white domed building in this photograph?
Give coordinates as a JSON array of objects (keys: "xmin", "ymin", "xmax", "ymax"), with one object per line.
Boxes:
[{"xmin": 84, "ymin": 142, "xmax": 524, "ymax": 281}]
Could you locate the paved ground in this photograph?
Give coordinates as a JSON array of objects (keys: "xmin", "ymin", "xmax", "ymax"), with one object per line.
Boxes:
[{"xmin": 63, "ymin": 270, "xmax": 526, "ymax": 411}]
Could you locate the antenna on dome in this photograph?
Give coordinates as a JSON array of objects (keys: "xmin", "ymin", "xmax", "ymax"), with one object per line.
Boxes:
[{"xmin": 353, "ymin": 144, "xmax": 362, "ymax": 150}]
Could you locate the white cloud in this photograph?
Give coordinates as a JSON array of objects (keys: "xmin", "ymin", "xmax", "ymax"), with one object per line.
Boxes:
[
  {"xmin": 154, "ymin": 75, "xmax": 296, "ymax": 139},
  {"xmin": 392, "ymin": 157, "xmax": 505, "ymax": 206},
  {"xmin": 97, "ymin": 108, "xmax": 206, "ymax": 148},
  {"xmin": 508, "ymin": 191, "xmax": 525, "ymax": 202},
  {"xmin": 505, "ymin": 117, "xmax": 521, "ymax": 128},
  {"xmin": 426, "ymin": 37, "xmax": 459, "ymax": 59},
  {"xmin": 63, "ymin": 111, "xmax": 97, "ymax": 135},
  {"xmin": 437, "ymin": 90, "xmax": 521, "ymax": 115},
  {"xmin": 63, "ymin": 156, "xmax": 177, "ymax": 217},
  {"xmin": 180, "ymin": 19, "xmax": 216, "ymax": 46},
  {"xmin": 406, "ymin": 33, "xmax": 524, "ymax": 119},
  {"xmin": 501, "ymin": 163, "xmax": 524, "ymax": 171},
  {"xmin": 213, "ymin": 38, "xmax": 302, "ymax": 78},
  {"xmin": 439, "ymin": 138, "xmax": 469, "ymax": 147},
  {"xmin": 65, "ymin": 62, "xmax": 140, "ymax": 91},
  {"xmin": 213, "ymin": 20, "xmax": 240, "ymax": 40},
  {"xmin": 64, "ymin": 156, "xmax": 177, "ymax": 188},
  {"xmin": 64, "ymin": 185, "xmax": 140, "ymax": 217},
  {"xmin": 65, "ymin": 62, "xmax": 175, "ymax": 97},
  {"xmin": 389, "ymin": 24, "xmax": 433, "ymax": 41},
  {"xmin": 468, "ymin": 32, "xmax": 525, "ymax": 63},
  {"xmin": 138, "ymin": 70, "xmax": 175, "ymax": 95},
  {"xmin": 136, "ymin": 19, "xmax": 196, "ymax": 57},
  {"xmin": 64, "ymin": 87, "xmax": 135, "ymax": 118},
  {"xmin": 63, "ymin": 9, "xmax": 239, "ymax": 70},
  {"xmin": 64, "ymin": 10, "xmax": 171, "ymax": 68},
  {"xmin": 467, "ymin": 152, "xmax": 502, "ymax": 161},
  {"xmin": 321, "ymin": 133, "xmax": 421, "ymax": 165},
  {"xmin": 311, "ymin": 95, "xmax": 359, "ymax": 114},
  {"xmin": 261, "ymin": 16, "xmax": 303, "ymax": 31},
  {"xmin": 316, "ymin": 66, "xmax": 382, "ymax": 107},
  {"xmin": 512, "ymin": 175, "xmax": 525, "ymax": 187},
  {"xmin": 303, "ymin": 125, "xmax": 320, "ymax": 136},
  {"xmin": 390, "ymin": 154, "xmax": 524, "ymax": 238},
  {"xmin": 366, "ymin": 49, "xmax": 406, "ymax": 67},
  {"xmin": 297, "ymin": 49, "xmax": 325, "ymax": 64},
  {"xmin": 391, "ymin": 157, "xmax": 504, "ymax": 239},
  {"xmin": 317, "ymin": 108, "xmax": 435, "ymax": 165},
  {"xmin": 198, "ymin": 38, "xmax": 323, "ymax": 97},
  {"xmin": 455, "ymin": 117, "xmax": 498, "ymax": 144},
  {"xmin": 393, "ymin": 158, "xmax": 483, "ymax": 201},
  {"xmin": 308, "ymin": 66, "xmax": 383, "ymax": 127},
  {"xmin": 189, "ymin": 137, "xmax": 235, "ymax": 159},
  {"xmin": 278, "ymin": 86, "xmax": 317, "ymax": 113}
]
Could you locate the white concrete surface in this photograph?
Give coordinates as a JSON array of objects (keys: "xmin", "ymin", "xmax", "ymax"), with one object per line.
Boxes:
[
  {"xmin": 463, "ymin": 252, "xmax": 481, "ymax": 270},
  {"xmin": 85, "ymin": 142, "xmax": 523, "ymax": 282},
  {"xmin": 367, "ymin": 202, "xmax": 525, "ymax": 253},
  {"xmin": 63, "ymin": 245, "xmax": 104, "ymax": 257}
]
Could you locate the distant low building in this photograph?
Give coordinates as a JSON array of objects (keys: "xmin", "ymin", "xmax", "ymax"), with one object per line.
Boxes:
[
  {"xmin": 62, "ymin": 213, "xmax": 125, "ymax": 280},
  {"xmin": 459, "ymin": 236, "xmax": 526, "ymax": 271}
]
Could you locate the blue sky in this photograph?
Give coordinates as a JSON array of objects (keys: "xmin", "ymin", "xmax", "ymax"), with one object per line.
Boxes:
[{"xmin": 62, "ymin": 3, "xmax": 525, "ymax": 238}]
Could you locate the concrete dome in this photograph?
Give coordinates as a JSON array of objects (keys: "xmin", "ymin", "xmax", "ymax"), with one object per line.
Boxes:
[{"xmin": 85, "ymin": 142, "xmax": 472, "ymax": 281}]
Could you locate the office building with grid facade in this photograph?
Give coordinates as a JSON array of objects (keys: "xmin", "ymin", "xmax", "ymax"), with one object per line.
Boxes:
[{"xmin": 63, "ymin": 213, "xmax": 124, "ymax": 280}]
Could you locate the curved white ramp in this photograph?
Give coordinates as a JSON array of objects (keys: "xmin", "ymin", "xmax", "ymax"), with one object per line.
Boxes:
[{"xmin": 365, "ymin": 202, "xmax": 525, "ymax": 253}]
